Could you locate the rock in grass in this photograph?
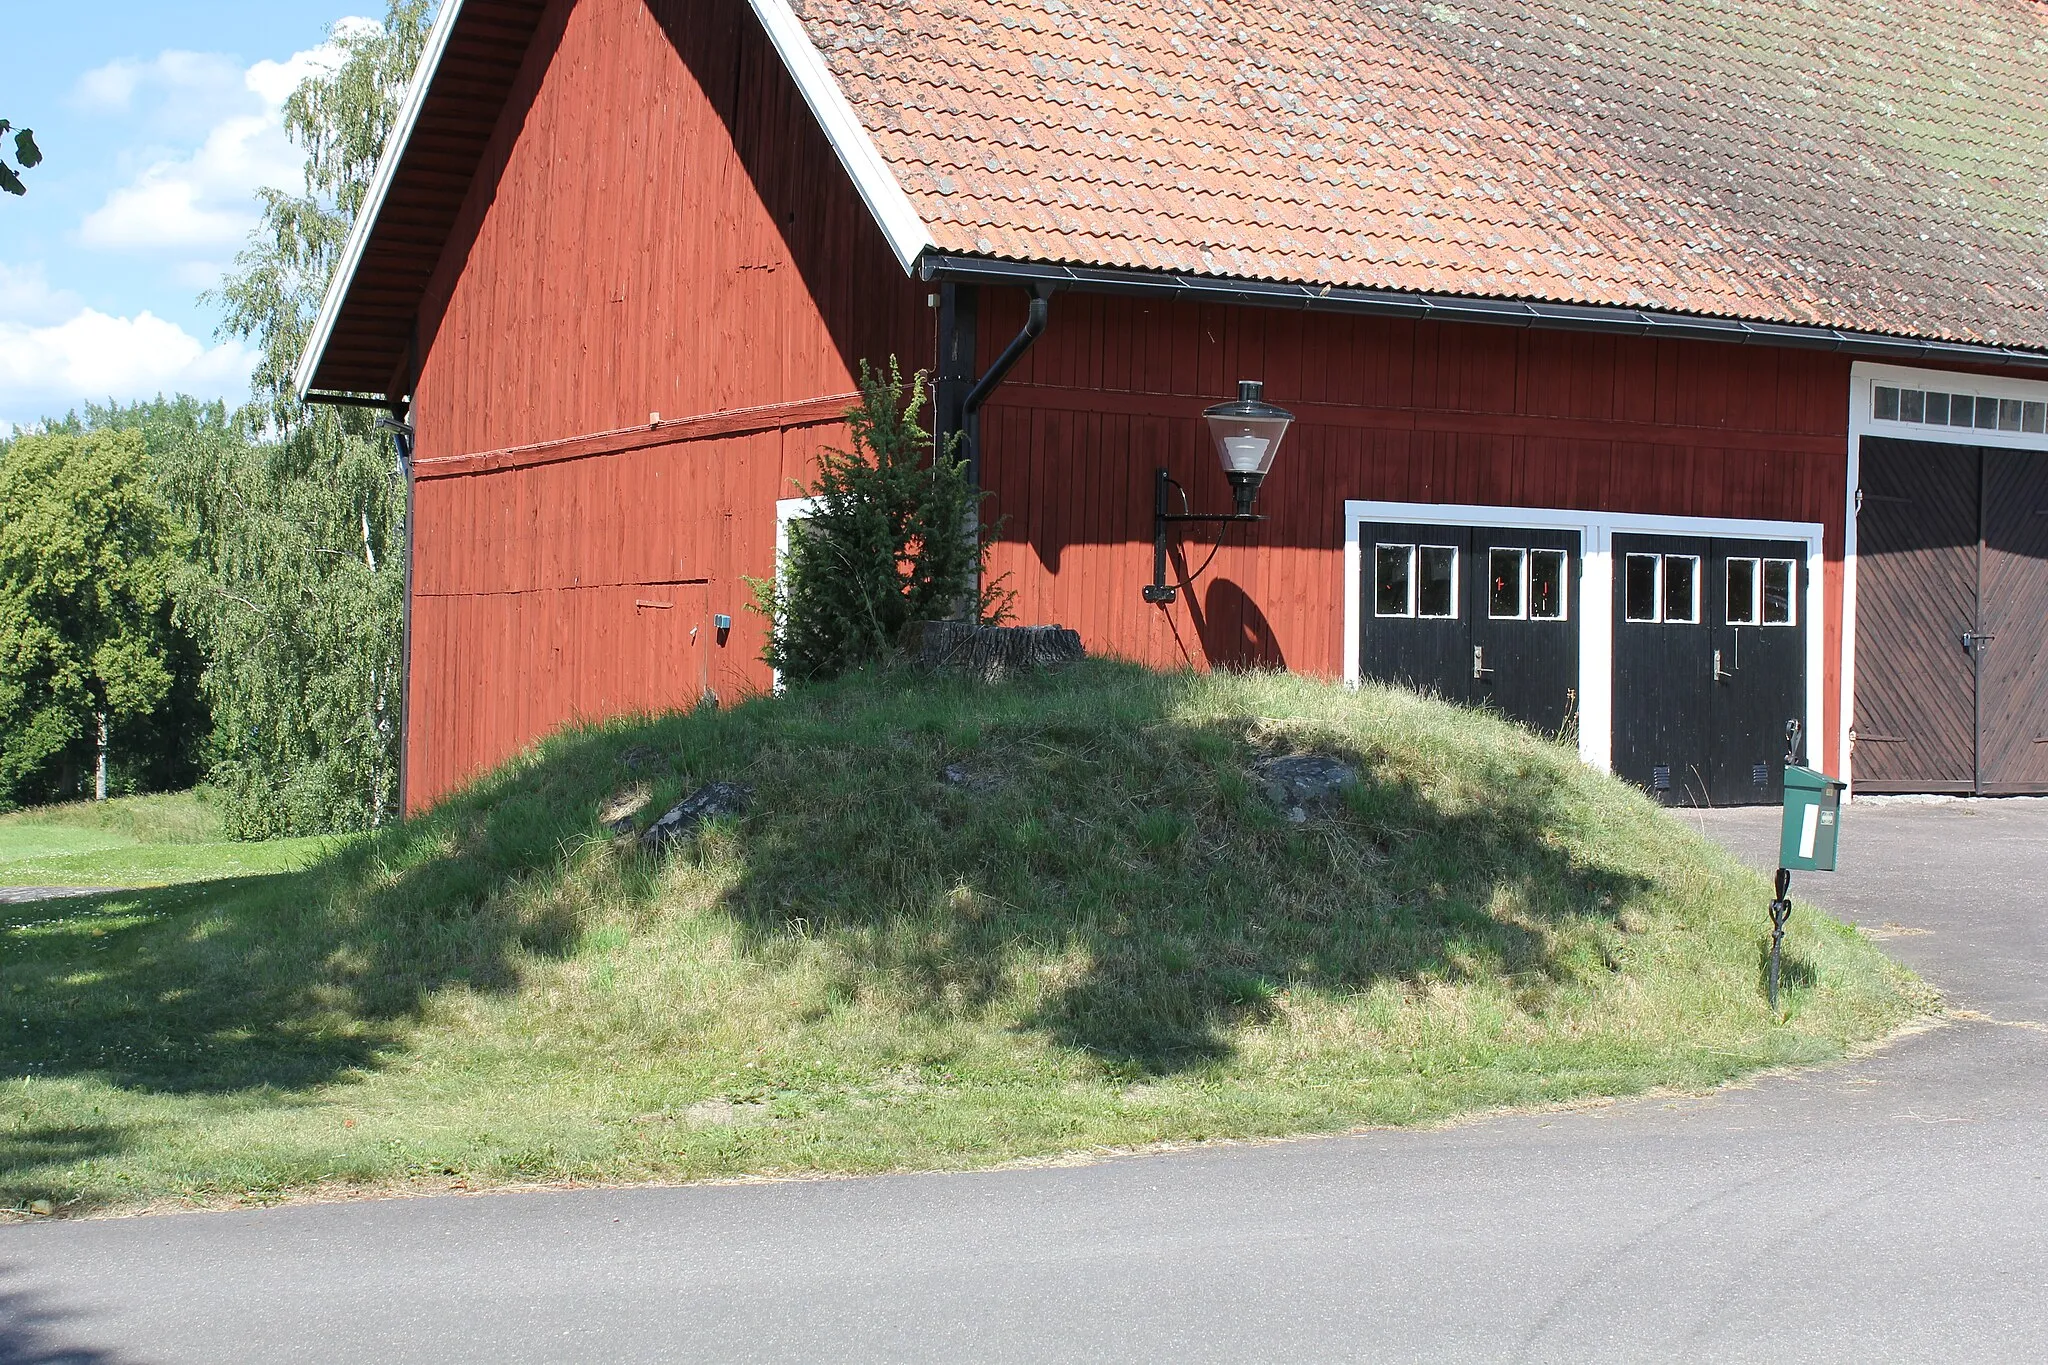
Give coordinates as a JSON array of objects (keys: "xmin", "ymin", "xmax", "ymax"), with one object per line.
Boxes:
[
  {"xmin": 641, "ymin": 782, "xmax": 753, "ymax": 852},
  {"xmin": 943, "ymin": 763, "xmax": 1003, "ymax": 794},
  {"xmin": 1255, "ymin": 754, "xmax": 1358, "ymax": 820},
  {"xmin": 617, "ymin": 744, "xmax": 664, "ymax": 773},
  {"xmin": 599, "ymin": 785, "xmax": 652, "ymax": 834}
]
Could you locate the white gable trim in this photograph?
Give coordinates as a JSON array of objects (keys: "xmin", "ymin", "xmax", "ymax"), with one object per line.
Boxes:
[
  {"xmin": 746, "ymin": 0, "xmax": 933, "ymax": 273},
  {"xmin": 293, "ymin": 0, "xmax": 470, "ymax": 402}
]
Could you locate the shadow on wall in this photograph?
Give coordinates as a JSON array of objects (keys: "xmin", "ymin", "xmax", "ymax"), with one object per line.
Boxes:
[{"xmin": 1193, "ymin": 578, "xmax": 1286, "ymax": 671}]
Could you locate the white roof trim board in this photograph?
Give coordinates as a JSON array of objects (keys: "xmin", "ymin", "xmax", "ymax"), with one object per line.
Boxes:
[
  {"xmin": 295, "ymin": 0, "xmax": 933, "ymax": 402},
  {"xmin": 293, "ymin": 0, "xmax": 471, "ymax": 402},
  {"xmin": 745, "ymin": 0, "xmax": 934, "ymax": 273}
]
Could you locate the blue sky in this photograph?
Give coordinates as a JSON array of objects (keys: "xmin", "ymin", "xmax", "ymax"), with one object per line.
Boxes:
[{"xmin": 2, "ymin": 2, "xmax": 384, "ymax": 431}]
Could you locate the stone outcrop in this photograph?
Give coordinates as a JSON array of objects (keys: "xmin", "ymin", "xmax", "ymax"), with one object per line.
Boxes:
[{"xmin": 641, "ymin": 782, "xmax": 753, "ymax": 851}]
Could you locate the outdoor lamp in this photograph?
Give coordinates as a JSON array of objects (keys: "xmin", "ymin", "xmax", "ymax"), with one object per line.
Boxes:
[
  {"xmin": 1205, "ymin": 380, "xmax": 1295, "ymax": 516},
  {"xmin": 1143, "ymin": 380, "xmax": 1296, "ymax": 604}
]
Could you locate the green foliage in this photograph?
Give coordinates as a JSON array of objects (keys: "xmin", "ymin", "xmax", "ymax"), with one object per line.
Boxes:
[
  {"xmin": 752, "ymin": 360, "xmax": 1008, "ymax": 683},
  {"xmin": 0, "ymin": 431, "xmax": 187, "ymax": 808},
  {"xmin": 148, "ymin": 401, "xmax": 407, "ymax": 839},
  {"xmin": 162, "ymin": 3, "xmax": 432, "ymax": 837},
  {"xmin": 0, "ymin": 119, "xmax": 42, "ymax": 197}
]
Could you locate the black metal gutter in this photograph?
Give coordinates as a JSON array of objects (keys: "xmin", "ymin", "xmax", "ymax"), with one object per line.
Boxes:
[
  {"xmin": 919, "ymin": 254, "xmax": 2048, "ymax": 372},
  {"xmin": 305, "ymin": 390, "xmax": 409, "ymax": 410}
]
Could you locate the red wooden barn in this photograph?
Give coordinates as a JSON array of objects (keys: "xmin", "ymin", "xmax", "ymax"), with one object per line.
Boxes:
[{"xmin": 295, "ymin": 0, "xmax": 2048, "ymax": 813}]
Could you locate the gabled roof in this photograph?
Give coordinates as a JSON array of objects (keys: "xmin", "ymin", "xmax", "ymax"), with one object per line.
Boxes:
[{"xmin": 299, "ymin": 0, "xmax": 2048, "ymax": 400}]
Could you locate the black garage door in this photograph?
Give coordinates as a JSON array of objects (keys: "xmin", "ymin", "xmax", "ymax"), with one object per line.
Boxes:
[
  {"xmin": 1856, "ymin": 437, "xmax": 2048, "ymax": 794},
  {"xmin": 1611, "ymin": 533, "xmax": 1808, "ymax": 807},
  {"xmin": 1360, "ymin": 523, "xmax": 1580, "ymax": 738}
]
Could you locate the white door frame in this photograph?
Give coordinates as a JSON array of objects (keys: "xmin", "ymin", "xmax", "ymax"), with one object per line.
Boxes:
[
  {"xmin": 770, "ymin": 496, "xmax": 820, "ymax": 692},
  {"xmin": 1344, "ymin": 500, "xmax": 1826, "ymax": 776},
  {"xmin": 1843, "ymin": 362, "xmax": 2048, "ymax": 793}
]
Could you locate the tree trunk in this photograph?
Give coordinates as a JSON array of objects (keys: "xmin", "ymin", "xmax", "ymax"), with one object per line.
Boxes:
[{"xmin": 95, "ymin": 710, "xmax": 110, "ymax": 802}]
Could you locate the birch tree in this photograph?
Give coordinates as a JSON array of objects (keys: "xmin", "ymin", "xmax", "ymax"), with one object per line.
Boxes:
[{"xmin": 154, "ymin": 2, "xmax": 433, "ymax": 836}]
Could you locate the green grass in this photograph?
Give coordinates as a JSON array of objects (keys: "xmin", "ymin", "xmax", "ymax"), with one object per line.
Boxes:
[
  {"xmin": 0, "ymin": 792, "xmax": 334, "ymax": 889},
  {"xmin": 2, "ymin": 662, "xmax": 1933, "ymax": 1217}
]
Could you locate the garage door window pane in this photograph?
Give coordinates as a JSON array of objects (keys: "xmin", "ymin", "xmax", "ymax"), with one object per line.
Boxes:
[
  {"xmin": 1763, "ymin": 559, "xmax": 1796, "ymax": 626},
  {"xmin": 1726, "ymin": 558, "xmax": 1758, "ymax": 625},
  {"xmin": 1529, "ymin": 549, "xmax": 1567, "ymax": 621},
  {"xmin": 1625, "ymin": 554, "xmax": 1661, "ymax": 622},
  {"xmin": 1375, "ymin": 545, "xmax": 1415, "ymax": 617},
  {"xmin": 1418, "ymin": 546, "xmax": 1458, "ymax": 618},
  {"xmin": 1925, "ymin": 392, "xmax": 1951, "ymax": 425},
  {"xmin": 1663, "ymin": 555, "xmax": 1700, "ymax": 624},
  {"xmin": 1489, "ymin": 548, "xmax": 1527, "ymax": 619},
  {"xmin": 2000, "ymin": 398, "xmax": 2024, "ymax": 433}
]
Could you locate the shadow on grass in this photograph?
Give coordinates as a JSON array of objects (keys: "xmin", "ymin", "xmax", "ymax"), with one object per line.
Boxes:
[
  {"xmin": 2, "ymin": 661, "xmax": 1654, "ymax": 1120},
  {"xmin": 1758, "ymin": 939, "xmax": 1820, "ymax": 998}
]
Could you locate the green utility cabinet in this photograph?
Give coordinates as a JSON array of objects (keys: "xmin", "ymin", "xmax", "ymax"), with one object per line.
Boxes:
[{"xmin": 1779, "ymin": 766, "xmax": 1846, "ymax": 872}]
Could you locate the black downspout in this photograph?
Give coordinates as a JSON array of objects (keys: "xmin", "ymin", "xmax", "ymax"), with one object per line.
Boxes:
[
  {"xmin": 949, "ymin": 284, "xmax": 1051, "ymax": 612},
  {"xmin": 961, "ymin": 284, "xmax": 1053, "ymax": 494},
  {"xmin": 376, "ymin": 403, "xmax": 415, "ymax": 821},
  {"xmin": 933, "ymin": 282, "xmax": 979, "ymax": 467}
]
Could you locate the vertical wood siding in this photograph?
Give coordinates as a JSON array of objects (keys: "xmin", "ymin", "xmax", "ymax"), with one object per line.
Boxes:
[
  {"xmin": 403, "ymin": 0, "xmax": 923, "ymax": 809},
  {"xmin": 400, "ymin": 0, "xmax": 1868, "ymax": 808},
  {"xmin": 972, "ymin": 292, "xmax": 1855, "ymax": 773}
]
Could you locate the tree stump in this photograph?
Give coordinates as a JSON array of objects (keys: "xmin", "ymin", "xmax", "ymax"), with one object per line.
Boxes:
[{"xmin": 908, "ymin": 622, "xmax": 1085, "ymax": 681}]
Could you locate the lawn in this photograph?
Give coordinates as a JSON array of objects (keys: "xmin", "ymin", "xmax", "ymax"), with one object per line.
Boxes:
[
  {"xmin": 0, "ymin": 792, "xmax": 336, "ymax": 889},
  {"xmin": 2, "ymin": 663, "xmax": 1934, "ymax": 1217}
]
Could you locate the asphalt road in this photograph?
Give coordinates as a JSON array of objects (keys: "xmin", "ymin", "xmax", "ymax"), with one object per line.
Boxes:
[{"xmin": 4, "ymin": 799, "xmax": 2044, "ymax": 1363}]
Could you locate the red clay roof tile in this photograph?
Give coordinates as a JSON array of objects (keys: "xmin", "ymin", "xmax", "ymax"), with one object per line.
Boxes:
[{"xmin": 791, "ymin": 0, "xmax": 2048, "ymax": 349}]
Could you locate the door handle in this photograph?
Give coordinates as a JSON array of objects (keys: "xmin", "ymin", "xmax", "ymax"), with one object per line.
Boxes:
[
  {"xmin": 1713, "ymin": 648, "xmax": 1732, "ymax": 682},
  {"xmin": 1962, "ymin": 632, "xmax": 1996, "ymax": 650},
  {"xmin": 1472, "ymin": 645, "xmax": 1492, "ymax": 680}
]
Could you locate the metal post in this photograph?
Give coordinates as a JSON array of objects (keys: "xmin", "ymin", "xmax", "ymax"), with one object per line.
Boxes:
[
  {"xmin": 1768, "ymin": 866, "xmax": 1793, "ymax": 1015},
  {"xmin": 1146, "ymin": 468, "xmax": 1176, "ymax": 604}
]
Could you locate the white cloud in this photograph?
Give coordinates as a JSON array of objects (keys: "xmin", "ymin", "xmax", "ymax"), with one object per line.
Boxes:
[
  {"xmin": 0, "ymin": 264, "xmax": 84, "ymax": 328},
  {"xmin": 0, "ymin": 305, "xmax": 256, "ymax": 427},
  {"xmin": 78, "ymin": 20, "xmax": 380, "ymax": 254},
  {"xmin": 80, "ymin": 111, "xmax": 302, "ymax": 249},
  {"xmin": 72, "ymin": 51, "xmax": 246, "ymax": 122}
]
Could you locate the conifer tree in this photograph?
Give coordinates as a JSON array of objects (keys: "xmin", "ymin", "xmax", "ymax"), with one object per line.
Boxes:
[{"xmin": 752, "ymin": 360, "xmax": 1007, "ymax": 683}]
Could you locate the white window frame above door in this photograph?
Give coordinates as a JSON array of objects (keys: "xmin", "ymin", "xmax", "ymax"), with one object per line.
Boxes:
[
  {"xmin": 1842, "ymin": 362, "xmax": 2048, "ymax": 793},
  {"xmin": 1343, "ymin": 500, "xmax": 1826, "ymax": 777}
]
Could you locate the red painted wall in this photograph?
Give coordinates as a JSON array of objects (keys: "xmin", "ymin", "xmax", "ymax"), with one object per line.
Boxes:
[
  {"xmin": 398, "ymin": 0, "xmax": 1860, "ymax": 812},
  {"xmin": 972, "ymin": 291, "xmax": 1854, "ymax": 772},
  {"xmin": 404, "ymin": 0, "xmax": 925, "ymax": 809}
]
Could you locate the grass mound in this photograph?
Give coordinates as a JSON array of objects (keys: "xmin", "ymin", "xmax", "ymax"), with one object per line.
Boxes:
[{"xmin": 4, "ymin": 662, "xmax": 1929, "ymax": 1214}]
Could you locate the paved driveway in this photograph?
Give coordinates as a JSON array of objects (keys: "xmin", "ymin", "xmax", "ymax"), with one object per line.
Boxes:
[{"xmin": 4, "ymin": 800, "xmax": 2044, "ymax": 1363}]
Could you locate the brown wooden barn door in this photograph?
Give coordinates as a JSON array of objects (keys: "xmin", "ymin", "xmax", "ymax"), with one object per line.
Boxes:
[
  {"xmin": 1852, "ymin": 438, "xmax": 1980, "ymax": 792},
  {"xmin": 1977, "ymin": 450, "xmax": 2048, "ymax": 793}
]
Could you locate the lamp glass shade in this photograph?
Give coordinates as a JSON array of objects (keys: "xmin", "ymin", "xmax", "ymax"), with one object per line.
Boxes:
[{"xmin": 1205, "ymin": 381, "xmax": 1294, "ymax": 481}]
